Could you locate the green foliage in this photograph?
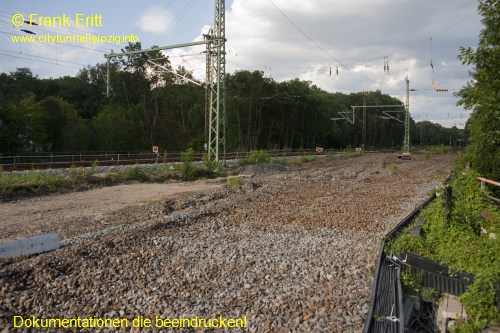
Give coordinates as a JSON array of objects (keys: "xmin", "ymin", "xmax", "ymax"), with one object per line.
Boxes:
[
  {"xmin": 202, "ymin": 153, "xmax": 219, "ymax": 171},
  {"xmin": 180, "ymin": 148, "xmax": 195, "ymax": 181},
  {"xmin": 239, "ymin": 150, "xmax": 270, "ymax": 166},
  {"xmin": 387, "ymin": 165, "xmax": 500, "ymax": 331},
  {"xmin": 0, "ymin": 171, "xmax": 65, "ymax": 196},
  {"xmin": 119, "ymin": 166, "xmax": 150, "ymax": 182},
  {"xmin": 226, "ymin": 177, "xmax": 244, "ymax": 188},
  {"xmin": 400, "ymin": 268, "xmax": 424, "ymax": 295},
  {"xmin": 457, "ymin": 276, "xmax": 499, "ymax": 332},
  {"xmin": 456, "ymin": 0, "xmax": 500, "ymax": 183},
  {"xmin": 68, "ymin": 165, "xmax": 89, "ymax": 182},
  {"xmin": 274, "ymin": 155, "xmax": 317, "ymax": 165},
  {"xmin": 343, "ymin": 151, "xmax": 362, "ymax": 159},
  {"xmin": 427, "ymin": 145, "xmax": 452, "ymax": 155},
  {"xmin": 385, "ymin": 232, "xmax": 425, "ymax": 255}
]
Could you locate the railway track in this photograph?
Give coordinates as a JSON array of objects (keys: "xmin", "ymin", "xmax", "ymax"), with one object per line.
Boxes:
[{"xmin": 0, "ymin": 149, "xmax": 398, "ymax": 171}]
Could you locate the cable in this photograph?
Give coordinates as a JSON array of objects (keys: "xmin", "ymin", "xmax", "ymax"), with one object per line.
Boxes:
[
  {"xmin": 0, "ymin": 48, "xmax": 87, "ymax": 67},
  {"xmin": 0, "ymin": 52, "xmax": 83, "ymax": 69},
  {"xmin": 127, "ymin": 0, "xmax": 178, "ymax": 36},
  {"xmin": 155, "ymin": 0, "xmax": 198, "ymax": 45},
  {"xmin": 267, "ymin": 0, "xmax": 343, "ymax": 67},
  {"xmin": 267, "ymin": 0, "xmax": 378, "ymax": 84}
]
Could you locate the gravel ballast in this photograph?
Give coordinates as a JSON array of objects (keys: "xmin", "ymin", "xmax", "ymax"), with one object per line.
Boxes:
[{"xmin": 0, "ymin": 153, "xmax": 452, "ymax": 332}]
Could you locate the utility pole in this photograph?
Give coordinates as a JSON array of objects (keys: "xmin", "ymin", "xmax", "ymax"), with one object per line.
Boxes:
[
  {"xmin": 104, "ymin": 0, "xmax": 226, "ymax": 166},
  {"xmin": 362, "ymin": 94, "xmax": 367, "ymax": 150},
  {"xmin": 403, "ymin": 76, "xmax": 410, "ymax": 156},
  {"xmin": 207, "ymin": 0, "xmax": 226, "ymax": 167}
]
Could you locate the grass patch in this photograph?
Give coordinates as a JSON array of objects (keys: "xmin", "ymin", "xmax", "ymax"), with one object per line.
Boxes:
[
  {"xmin": 0, "ymin": 171, "xmax": 66, "ymax": 197},
  {"xmin": 424, "ymin": 145, "xmax": 452, "ymax": 159},
  {"xmin": 239, "ymin": 150, "xmax": 270, "ymax": 166},
  {"xmin": 274, "ymin": 155, "xmax": 317, "ymax": 165},
  {"xmin": 386, "ymin": 162, "xmax": 398, "ymax": 171},
  {"xmin": 342, "ymin": 151, "xmax": 363, "ymax": 159},
  {"xmin": 226, "ymin": 176, "xmax": 244, "ymax": 188}
]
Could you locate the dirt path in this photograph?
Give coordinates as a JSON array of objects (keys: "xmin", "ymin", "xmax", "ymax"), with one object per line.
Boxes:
[{"xmin": 0, "ymin": 181, "xmax": 222, "ymax": 242}]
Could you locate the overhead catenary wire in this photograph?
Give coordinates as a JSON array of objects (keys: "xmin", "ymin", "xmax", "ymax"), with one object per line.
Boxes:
[
  {"xmin": 0, "ymin": 47, "xmax": 87, "ymax": 67},
  {"xmin": 0, "ymin": 51, "xmax": 84, "ymax": 69}
]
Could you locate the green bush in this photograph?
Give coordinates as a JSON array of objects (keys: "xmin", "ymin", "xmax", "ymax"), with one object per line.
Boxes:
[
  {"xmin": 68, "ymin": 165, "xmax": 89, "ymax": 181},
  {"xmin": 180, "ymin": 148, "xmax": 196, "ymax": 181},
  {"xmin": 239, "ymin": 150, "xmax": 270, "ymax": 166},
  {"xmin": 120, "ymin": 166, "xmax": 150, "ymax": 182}
]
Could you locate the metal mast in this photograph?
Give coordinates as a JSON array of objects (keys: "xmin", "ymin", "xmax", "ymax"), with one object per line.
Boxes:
[
  {"xmin": 403, "ymin": 76, "xmax": 410, "ymax": 155},
  {"xmin": 104, "ymin": 0, "xmax": 226, "ymax": 166},
  {"xmin": 207, "ymin": 0, "xmax": 226, "ymax": 166}
]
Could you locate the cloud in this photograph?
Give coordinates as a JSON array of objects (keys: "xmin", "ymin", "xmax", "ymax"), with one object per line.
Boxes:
[
  {"xmin": 136, "ymin": 6, "xmax": 175, "ymax": 34},
  {"xmin": 223, "ymin": 0, "xmax": 481, "ymax": 128}
]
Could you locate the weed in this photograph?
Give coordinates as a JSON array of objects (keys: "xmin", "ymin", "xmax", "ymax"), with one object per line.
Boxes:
[
  {"xmin": 387, "ymin": 166, "xmax": 500, "ymax": 331},
  {"xmin": 68, "ymin": 165, "xmax": 88, "ymax": 181},
  {"xmin": 343, "ymin": 151, "xmax": 362, "ymax": 159},
  {"xmin": 227, "ymin": 177, "xmax": 244, "ymax": 188},
  {"xmin": 386, "ymin": 163, "xmax": 398, "ymax": 171},
  {"xmin": 119, "ymin": 166, "xmax": 150, "ymax": 182},
  {"xmin": 180, "ymin": 148, "xmax": 195, "ymax": 181},
  {"xmin": 239, "ymin": 150, "xmax": 270, "ymax": 165}
]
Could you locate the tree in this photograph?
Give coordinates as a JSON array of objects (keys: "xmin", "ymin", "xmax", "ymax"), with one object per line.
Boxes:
[
  {"xmin": 456, "ymin": 0, "xmax": 500, "ymax": 180},
  {"xmin": 4, "ymin": 96, "xmax": 46, "ymax": 151}
]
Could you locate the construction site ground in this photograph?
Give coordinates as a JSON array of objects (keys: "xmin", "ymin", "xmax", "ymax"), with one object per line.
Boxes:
[{"xmin": 0, "ymin": 153, "xmax": 453, "ymax": 332}]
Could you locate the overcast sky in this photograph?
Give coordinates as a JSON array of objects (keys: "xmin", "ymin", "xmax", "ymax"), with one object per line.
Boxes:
[{"xmin": 1, "ymin": 0, "xmax": 482, "ymax": 129}]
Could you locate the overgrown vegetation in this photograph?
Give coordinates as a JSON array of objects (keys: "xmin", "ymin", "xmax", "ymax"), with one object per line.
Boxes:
[
  {"xmin": 386, "ymin": 163, "xmax": 500, "ymax": 332},
  {"xmin": 179, "ymin": 147, "xmax": 196, "ymax": 181},
  {"xmin": 0, "ymin": 171, "xmax": 65, "ymax": 196},
  {"xmin": 425, "ymin": 145, "xmax": 453, "ymax": 158},
  {"xmin": 239, "ymin": 150, "xmax": 271, "ymax": 165},
  {"xmin": 455, "ymin": 0, "xmax": 500, "ymax": 185},
  {"xmin": 274, "ymin": 155, "xmax": 317, "ymax": 165},
  {"xmin": 0, "ymin": 148, "xmax": 221, "ymax": 199}
]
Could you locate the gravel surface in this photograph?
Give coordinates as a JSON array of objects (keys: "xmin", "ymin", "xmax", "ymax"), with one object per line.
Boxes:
[{"xmin": 0, "ymin": 153, "xmax": 452, "ymax": 332}]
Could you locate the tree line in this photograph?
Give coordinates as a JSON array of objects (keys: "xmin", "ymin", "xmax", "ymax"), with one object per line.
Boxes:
[{"xmin": 0, "ymin": 42, "xmax": 465, "ymax": 154}]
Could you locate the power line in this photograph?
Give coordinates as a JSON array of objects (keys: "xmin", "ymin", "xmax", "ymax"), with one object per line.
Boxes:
[
  {"xmin": 0, "ymin": 48, "xmax": 87, "ymax": 67},
  {"xmin": 0, "ymin": 52, "xmax": 83, "ymax": 69},
  {"xmin": 267, "ymin": 0, "xmax": 344, "ymax": 67},
  {"xmin": 155, "ymin": 0, "xmax": 198, "ymax": 45},
  {"xmin": 267, "ymin": 0, "xmax": 378, "ymax": 84}
]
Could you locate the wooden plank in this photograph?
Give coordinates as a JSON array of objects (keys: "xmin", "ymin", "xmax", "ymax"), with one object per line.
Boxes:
[{"xmin": 0, "ymin": 233, "xmax": 59, "ymax": 259}]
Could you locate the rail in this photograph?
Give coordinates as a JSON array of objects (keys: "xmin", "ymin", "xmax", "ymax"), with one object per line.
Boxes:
[
  {"xmin": 477, "ymin": 176, "xmax": 500, "ymax": 203},
  {"xmin": 0, "ymin": 149, "xmax": 391, "ymax": 171},
  {"xmin": 0, "ymin": 149, "xmax": 317, "ymax": 171}
]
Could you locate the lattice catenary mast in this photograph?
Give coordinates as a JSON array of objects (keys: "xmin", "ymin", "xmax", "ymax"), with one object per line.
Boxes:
[{"xmin": 104, "ymin": 0, "xmax": 226, "ymax": 166}]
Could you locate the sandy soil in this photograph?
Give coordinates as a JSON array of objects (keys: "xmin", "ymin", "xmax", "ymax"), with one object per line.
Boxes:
[{"xmin": 0, "ymin": 181, "xmax": 222, "ymax": 243}]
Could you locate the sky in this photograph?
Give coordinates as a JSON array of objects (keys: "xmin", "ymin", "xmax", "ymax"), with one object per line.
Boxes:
[{"xmin": 1, "ymin": 0, "xmax": 482, "ymax": 129}]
